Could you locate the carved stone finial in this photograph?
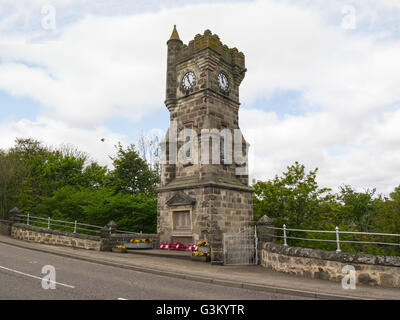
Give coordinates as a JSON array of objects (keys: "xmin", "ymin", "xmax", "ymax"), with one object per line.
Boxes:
[{"xmin": 168, "ymin": 25, "xmax": 182, "ymax": 43}]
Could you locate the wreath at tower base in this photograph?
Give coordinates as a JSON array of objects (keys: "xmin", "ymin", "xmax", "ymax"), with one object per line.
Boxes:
[{"xmin": 191, "ymin": 241, "xmax": 211, "ymax": 262}]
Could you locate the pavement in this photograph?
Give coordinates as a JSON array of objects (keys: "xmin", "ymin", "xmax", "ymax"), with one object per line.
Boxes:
[{"xmin": 0, "ymin": 234, "xmax": 399, "ymax": 300}]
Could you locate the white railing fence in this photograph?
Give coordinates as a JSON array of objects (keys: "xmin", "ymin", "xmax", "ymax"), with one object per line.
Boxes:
[
  {"xmin": 265, "ymin": 224, "xmax": 400, "ymax": 253},
  {"xmin": 15, "ymin": 213, "xmax": 103, "ymax": 235}
]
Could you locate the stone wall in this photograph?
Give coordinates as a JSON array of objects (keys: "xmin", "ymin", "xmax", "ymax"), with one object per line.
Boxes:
[
  {"xmin": 11, "ymin": 223, "xmax": 101, "ymax": 251},
  {"xmin": 100, "ymin": 232, "xmax": 159, "ymax": 252},
  {"xmin": 261, "ymin": 242, "xmax": 400, "ymax": 288},
  {"xmin": 0, "ymin": 219, "xmax": 12, "ymax": 236}
]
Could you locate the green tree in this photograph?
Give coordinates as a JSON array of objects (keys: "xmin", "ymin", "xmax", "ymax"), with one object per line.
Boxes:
[
  {"xmin": 253, "ymin": 161, "xmax": 333, "ymax": 227},
  {"xmin": 0, "ymin": 149, "xmax": 26, "ymax": 217},
  {"xmin": 336, "ymin": 185, "xmax": 377, "ymax": 232},
  {"xmin": 35, "ymin": 186, "xmax": 157, "ymax": 233},
  {"xmin": 109, "ymin": 143, "xmax": 159, "ymax": 196}
]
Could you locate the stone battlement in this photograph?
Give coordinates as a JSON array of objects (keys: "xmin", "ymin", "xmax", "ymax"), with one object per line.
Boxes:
[{"xmin": 178, "ymin": 29, "xmax": 245, "ymax": 70}]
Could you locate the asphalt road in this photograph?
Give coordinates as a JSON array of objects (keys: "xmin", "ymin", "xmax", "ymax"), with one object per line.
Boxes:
[{"xmin": 0, "ymin": 242, "xmax": 314, "ymax": 300}]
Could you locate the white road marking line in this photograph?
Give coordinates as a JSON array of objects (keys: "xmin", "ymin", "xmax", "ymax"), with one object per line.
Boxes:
[
  {"xmin": 0, "ymin": 265, "xmax": 75, "ymax": 289},
  {"xmin": 117, "ymin": 298, "xmax": 128, "ymax": 300}
]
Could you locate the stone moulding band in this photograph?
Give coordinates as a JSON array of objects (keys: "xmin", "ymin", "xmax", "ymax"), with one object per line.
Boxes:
[{"xmin": 156, "ymin": 182, "xmax": 254, "ymax": 193}]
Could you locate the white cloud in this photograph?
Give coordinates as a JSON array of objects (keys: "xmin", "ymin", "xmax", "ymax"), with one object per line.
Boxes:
[
  {"xmin": 0, "ymin": 0, "xmax": 400, "ymax": 194},
  {"xmin": 0, "ymin": 117, "xmax": 127, "ymax": 166}
]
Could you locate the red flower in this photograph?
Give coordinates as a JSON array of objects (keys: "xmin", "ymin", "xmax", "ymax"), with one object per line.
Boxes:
[
  {"xmin": 168, "ymin": 242, "xmax": 176, "ymax": 250},
  {"xmin": 174, "ymin": 242, "xmax": 186, "ymax": 251}
]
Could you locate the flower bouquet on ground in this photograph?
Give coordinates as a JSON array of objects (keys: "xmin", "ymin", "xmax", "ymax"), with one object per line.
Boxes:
[
  {"xmin": 174, "ymin": 242, "xmax": 186, "ymax": 251},
  {"xmin": 112, "ymin": 245, "xmax": 127, "ymax": 253},
  {"xmin": 186, "ymin": 243, "xmax": 197, "ymax": 252},
  {"xmin": 159, "ymin": 242, "xmax": 170, "ymax": 250},
  {"xmin": 168, "ymin": 242, "xmax": 176, "ymax": 250},
  {"xmin": 124, "ymin": 238, "xmax": 153, "ymax": 249},
  {"xmin": 191, "ymin": 240, "xmax": 211, "ymax": 262}
]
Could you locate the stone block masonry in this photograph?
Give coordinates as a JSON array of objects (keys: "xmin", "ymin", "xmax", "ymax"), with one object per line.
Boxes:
[
  {"xmin": 158, "ymin": 186, "xmax": 253, "ymax": 243},
  {"xmin": 11, "ymin": 223, "xmax": 101, "ymax": 251},
  {"xmin": 261, "ymin": 242, "xmax": 400, "ymax": 288},
  {"xmin": 158, "ymin": 27, "xmax": 254, "ymax": 264},
  {"xmin": 0, "ymin": 219, "xmax": 12, "ymax": 236},
  {"xmin": 100, "ymin": 232, "xmax": 159, "ymax": 252}
]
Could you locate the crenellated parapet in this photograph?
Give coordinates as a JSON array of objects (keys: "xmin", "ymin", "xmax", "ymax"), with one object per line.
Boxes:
[{"xmin": 178, "ymin": 29, "xmax": 246, "ymax": 72}]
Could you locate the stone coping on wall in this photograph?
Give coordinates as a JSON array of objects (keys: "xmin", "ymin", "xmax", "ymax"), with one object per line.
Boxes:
[
  {"xmin": 13, "ymin": 223, "xmax": 100, "ymax": 241},
  {"xmin": 263, "ymin": 242, "xmax": 400, "ymax": 268},
  {"xmin": 109, "ymin": 233, "xmax": 159, "ymax": 241},
  {"xmin": 100, "ymin": 232, "xmax": 159, "ymax": 251},
  {"xmin": 109, "ymin": 233, "xmax": 159, "ymax": 244}
]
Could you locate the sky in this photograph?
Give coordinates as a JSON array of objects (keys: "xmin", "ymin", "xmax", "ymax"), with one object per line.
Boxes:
[{"xmin": 0, "ymin": 0, "xmax": 400, "ymax": 195}]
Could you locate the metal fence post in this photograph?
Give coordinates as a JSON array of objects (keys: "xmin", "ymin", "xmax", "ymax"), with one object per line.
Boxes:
[
  {"xmin": 27, "ymin": 213, "xmax": 30, "ymax": 226},
  {"xmin": 336, "ymin": 226, "xmax": 341, "ymax": 252},
  {"xmin": 254, "ymin": 225, "xmax": 258, "ymax": 265},
  {"xmin": 48, "ymin": 217, "xmax": 50, "ymax": 229},
  {"xmin": 283, "ymin": 224, "xmax": 288, "ymax": 246},
  {"xmin": 74, "ymin": 220, "xmax": 77, "ymax": 233}
]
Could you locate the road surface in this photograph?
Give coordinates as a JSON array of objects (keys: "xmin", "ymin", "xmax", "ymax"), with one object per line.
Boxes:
[{"xmin": 0, "ymin": 242, "xmax": 314, "ymax": 300}]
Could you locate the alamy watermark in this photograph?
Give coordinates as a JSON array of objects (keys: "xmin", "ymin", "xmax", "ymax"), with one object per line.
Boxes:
[
  {"xmin": 41, "ymin": 5, "xmax": 57, "ymax": 31},
  {"xmin": 41, "ymin": 265, "xmax": 56, "ymax": 289},
  {"xmin": 161, "ymin": 120, "xmax": 249, "ymax": 176},
  {"xmin": 341, "ymin": 5, "xmax": 356, "ymax": 30},
  {"xmin": 341, "ymin": 265, "xmax": 356, "ymax": 290}
]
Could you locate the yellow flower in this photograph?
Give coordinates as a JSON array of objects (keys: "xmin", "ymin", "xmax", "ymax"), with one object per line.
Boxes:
[
  {"xmin": 196, "ymin": 240, "xmax": 209, "ymax": 247},
  {"xmin": 134, "ymin": 239, "xmax": 139, "ymax": 243}
]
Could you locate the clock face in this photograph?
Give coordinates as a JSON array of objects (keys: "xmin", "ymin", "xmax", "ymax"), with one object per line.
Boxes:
[
  {"xmin": 218, "ymin": 72, "xmax": 229, "ymax": 91},
  {"xmin": 181, "ymin": 71, "xmax": 196, "ymax": 91}
]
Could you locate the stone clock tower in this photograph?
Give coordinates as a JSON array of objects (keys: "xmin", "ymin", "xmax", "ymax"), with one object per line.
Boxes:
[{"xmin": 157, "ymin": 26, "xmax": 253, "ymax": 263}]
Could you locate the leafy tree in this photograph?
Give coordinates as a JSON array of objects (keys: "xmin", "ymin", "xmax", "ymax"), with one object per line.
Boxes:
[
  {"xmin": 252, "ymin": 163, "xmax": 400, "ymax": 256},
  {"xmin": 109, "ymin": 143, "xmax": 159, "ymax": 196},
  {"xmin": 390, "ymin": 185, "xmax": 400, "ymax": 202},
  {"xmin": 0, "ymin": 149, "xmax": 26, "ymax": 217},
  {"xmin": 1, "ymin": 138, "xmax": 159, "ymax": 233},
  {"xmin": 253, "ymin": 161, "xmax": 333, "ymax": 227},
  {"xmin": 35, "ymin": 186, "xmax": 157, "ymax": 233},
  {"xmin": 336, "ymin": 185, "xmax": 377, "ymax": 232}
]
